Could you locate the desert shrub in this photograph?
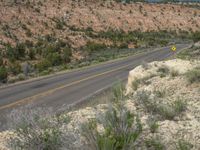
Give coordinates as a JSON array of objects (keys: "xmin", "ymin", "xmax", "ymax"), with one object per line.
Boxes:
[
  {"xmin": 156, "ymin": 99, "xmax": 186, "ymax": 120},
  {"xmin": 132, "ymin": 75, "xmax": 154, "ymax": 91},
  {"xmin": 81, "ymin": 105, "xmax": 142, "ymax": 150},
  {"xmin": 131, "ymin": 77, "xmax": 149, "ymax": 91},
  {"xmin": 85, "ymin": 42, "xmax": 107, "ymax": 53},
  {"xmin": 192, "ymin": 31, "xmax": 200, "ymax": 42},
  {"xmin": 176, "ymin": 46, "xmax": 200, "ymax": 60},
  {"xmin": 37, "ymin": 59, "xmax": 52, "ymax": 72},
  {"xmin": 170, "ymin": 69, "xmax": 179, "ymax": 77},
  {"xmin": 132, "ymin": 78, "xmax": 141, "ymax": 91},
  {"xmin": 112, "ymin": 82, "xmax": 126, "ymax": 102},
  {"xmin": 62, "ymin": 48, "xmax": 72, "ymax": 63},
  {"xmin": 8, "ymin": 63, "xmax": 22, "ymax": 75},
  {"xmin": 10, "ymin": 117, "xmax": 62, "ymax": 150},
  {"xmin": 42, "ymin": 44, "xmax": 57, "ymax": 56},
  {"xmin": 28, "ymin": 48, "xmax": 36, "ymax": 60},
  {"xmin": 176, "ymin": 139, "xmax": 193, "ymax": 150},
  {"xmin": 118, "ymin": 43, "xmax": 128, "ymax": 49},
  {"xmin": 0, "ymin": 56, "xmax": 3, "ymax": 66},
  {"xmin": 15, "ymin": 43, "xmax": 26, "ymax": 59},
  {"xmin": 0, "ymin": 66, "xmax": 8, "ymax": 83},
  {"xmin": 148, "ymin": 117, "xmax": 159, "ymax": 133},
  {"xmin": 157, "ymin": 65, "xmax": 170, "ymax": 77},
  {"xmin": 6, "ymin": 44, "xmax": 16, "ymax": 61},
  {"xmin": 136, "ymin": 90, "xmax": 157, "ymax": 112},
  {"xmin": 6, "ymin": 43, "xmax": 26, "ymax": 61},
  {"xmin": 8, "ymin": 107, "xmax": 75, "ymax": 150},
  {"xmin": 17, "ymin": 73, "xmax": 26, "ymax": 81},
  {"xmin": 173, "ymin": 99, "xmax": 187, "ymax": 114},
  {"xmin": 154, "ymin": 88, "xmax": 166, "ymax": 98},
  {"xmin": 55, "ymin": 18, "xmax": 66, "ymax": 30},
  {"xmin": 46, "ymin": 52, "xmax": 62, "ymax": 66},
  {"xmin": 136, "ymin": 90, "xmax": 186, "ymax": 120},
  {"xmin": 145, "ymin": 138, "xmax": 165, "ymax": 150},
  {"xmin": 185, "ymin": 67, "xmax": 200, "ymax": 84},
  {"xmin": 156, "ymin": 104, "xmax": 177, "ymax": 120}
]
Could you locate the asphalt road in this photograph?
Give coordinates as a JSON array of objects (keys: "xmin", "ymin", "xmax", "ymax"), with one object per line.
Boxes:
[{"xmin": 0, "ymin": 44, "xmax": 189, "ymax": 129}]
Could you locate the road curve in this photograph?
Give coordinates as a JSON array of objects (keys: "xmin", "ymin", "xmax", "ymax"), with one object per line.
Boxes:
[{"xmin": 0, "ymin": 44, "xmax": 189, "ymax": 128}]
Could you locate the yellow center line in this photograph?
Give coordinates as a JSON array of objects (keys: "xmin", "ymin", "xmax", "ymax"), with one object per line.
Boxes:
[{"xmin": 0, "ymin": 63, "xmax": 132, "ymax": 111}]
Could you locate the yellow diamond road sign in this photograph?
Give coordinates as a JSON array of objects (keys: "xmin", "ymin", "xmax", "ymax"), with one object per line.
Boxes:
[{"xmin": 171, "ymin": 46, "xmax": 176, "ymax": 51}]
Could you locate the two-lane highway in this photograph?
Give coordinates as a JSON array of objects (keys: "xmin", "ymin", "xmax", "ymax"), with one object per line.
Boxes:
[{"xmin": 0, "ymin": 44, "xmax": 189, "ymax": 129}]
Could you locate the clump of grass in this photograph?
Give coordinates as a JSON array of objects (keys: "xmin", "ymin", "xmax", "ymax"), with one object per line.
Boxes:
[
  {"xmin": 185, "ymin": 67, "xmax": 200, "ymax": 84},
  {"xmin": 145, "ymin": 138, "xmax": 165, "ymax": 150},
  {"xmin": 173, "ymin": 99, "xmax": 187, "ymax": 114},
  {"xmin": 156, "ymin": 99, "xmax": 187, "ymax": 120},
  {"xmin": 157, "ymin": 65, "xmax": 170, "ymax": 77},
  {"xmin": 112, "ymin": 82, "xmax": 126, "ymax": 103},
  {"xmin": 148, "ymin": 118, "xmax": 159, "ymax": 133},
  {"xmin": 170, "ymin": 69, "xmax": 179, "ymax": 77},
  {"xmin": 176, "ymin": 139, "xmax": 193, "ymax": 150},
  {"xmin": 154, "ymin": 88, "xmax": 167, "ymax": 98},
  {"xmin": 156, "ymin": 104, "xmax": 177, "ymax": 120},
  {"xmin": 136, "ymin": 90, "xmax": 187, "ymax": 120},
  {"xmin": 132, "ymin": 75, "xmax": 154, "ymax": 91},
  {"xmin": 132, "ymin": 78, "xmax": 141, "ymax": 91},
  {"xmin": 135, "ymin": 90, "xmax": 152, "ymax": 108}
]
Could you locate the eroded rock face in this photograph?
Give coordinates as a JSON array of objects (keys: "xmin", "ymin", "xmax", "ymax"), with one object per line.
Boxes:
[
  {"xmin": 126, "ymin": 59, "xmax": 200, "ymax": 149},
  {"xmin": 126, "ymin": 59, "xmax": 197, "ymax": 93}
]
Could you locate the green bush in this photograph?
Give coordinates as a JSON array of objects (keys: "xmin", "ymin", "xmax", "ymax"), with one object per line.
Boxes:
[
  {"xmin": 170, "ymin": 69, "xmax": 179, "ymax": 77},
  {"xmin": 112, "ymin": 83, "xmax": 126, "ymax": 103},
  {"xmin": 148, "ymin": 119, "xmax": 159, "ymax": 133},
  {"xmin": 6, "ymin": 43, "xmax": 26, "ymax": 61},
  {"xmin": 15, "ymin": 43, "xmax": 26, "ymax": 59},
  {"xmin": 136, "ymin": 90, "xmax": 187, "ymax": 120},
  {"xmin": 185, "ymin": 67, "xmax": 200, "ymax": 84},
  {"xmin": 176, "ymin": 139, "xmax": 193, "ymax": 150},
  {"xmin": 156, "ymin": 99, "xmax": 186, "ymax": 120},
  {"xmin": 157, "ymin": 65, "xmax": 170, "ymax": 77},
  {"xmin": 37, "ymin": 59, "xmax": 52, "ymax": 72},
  {"xmin": 47, "ymin": 52, "xmax": 62, "ymax": 66},
  {"xmin": 145, "ymin": 138, "xmax": 165, "ymax": 150},
  {"xmin": 28, "ymin": 48, "xmax": 36, "ymax": 60},
  {"xmin": 62, "ymin": 48, "xmax": 72, "ymax": 63},
  {"xmin": 192, "ymin": 31, "xmax": 200, "ymax": 42},
  {"xmin": 8, "ymin": 63, "xmax": 22, "ymax": 75},
  {"xmin": 132, "ymin": 78, "xmax": 141, "ymax": 91},
  {"xmin": 0, "ymin": 56, "xmax": 3, "ymax": 66},
  {"xmin": 85, "ymin": 42, "xmax": 107, "ymax": 53},
  {"xmin": 0, "ymin": 67, "xmax": 8, "ymax": 83},
  {"xmin": 173, "ymin": 99, "xmax": 187, "ymax": 114},
  {"xmin": 154, "ymin": 88, "xmax": 166, "ymax": 98},
  {"xmin": 55, "ymin": 19, "xmax": 66, "ymax": 30},
  {"xmin": 6, "ymin": 44, "xmax": 16, "ymax": 62}
]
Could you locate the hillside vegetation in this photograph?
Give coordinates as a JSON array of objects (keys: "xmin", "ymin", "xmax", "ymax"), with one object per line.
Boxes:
[{"xmin": 1, "ymin": 0, "xmax": 200, "ymax": 83}]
